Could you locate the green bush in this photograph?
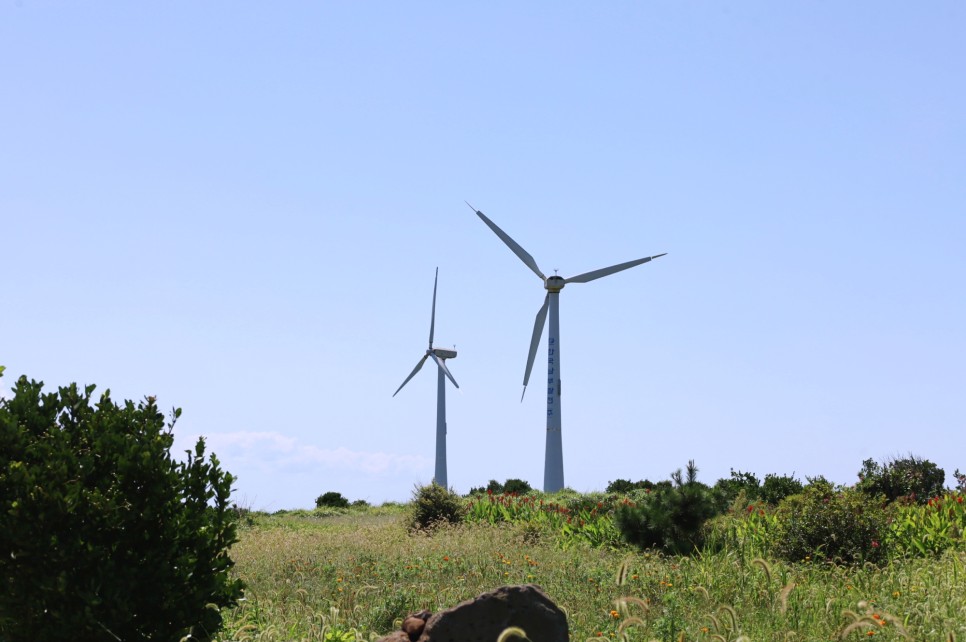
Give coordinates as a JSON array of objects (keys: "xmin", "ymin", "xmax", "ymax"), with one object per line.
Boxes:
[
  {"xmin": 503, "ymin": 478, "xmax": 532, "ymax": 494},
  {"xmin": 769, "ymin": 481, "xmax": 891, "ymax": 565},
  {"xmin": 615, "ymin": 461, "xmax": 718, "ymax": 555},
  {"xmin": 409, "ymin": 483, "xmax": 465, "ymax": 530},
  {"xmin": 469, "ymin": 478, "xmax": 533, "ymax": 496},
  {"xmin": 713, "ymin": 469, "xmax": 761, "ymax": 503},
  {"xmin": 759, "ymin": 473, "xmax": 804, "ymax": 505},
  {"xmin": 606, "ymin": 478, "xmax": 655, "ymax": 493},
  {"xmin": 856, "ymin": 455, "xmax": 945, "ymax": 504},
  {"xmin": 0, "ymin": 376, "xmax": 243, "ymax": 641},
  {"xmin": 316, "ymin": 491, "xmax": 351, "ymax": 508}
]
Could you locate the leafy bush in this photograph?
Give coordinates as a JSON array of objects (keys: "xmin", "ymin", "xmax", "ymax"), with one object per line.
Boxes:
[
  {"xmin": 409, "ymin": 483, "xmax": 465, "ymax": 530},
  {"xmin": 615, "ymin": 461, "xmax": 719, "ymax": 555},
  {"xmin": 759, "ymin": 473, "xmax": 804, "ymax": 505},
  {"xmin": 856, "ymin": 455, "xmax": 945, "ymax": 504},
  {"xmin": 503, "ymin": 478, "xmax": 532, "ymax": 494},
  {"xmin": 316, "ymin": 491, "xmax": 351, "ymax": 508},
  {"xmin": 713, "ymin": 469, "xmax": 761, "ymax": 503},
  {"xmin": 769, "ymin": 481, "xmax": 891, "ymax": 565},
  {"xmin": 606, "ymin": 478, "xmax": 655, "ymax": 493},
  {"xmin": 0, "ymin": 376, "xmax": 243, "ymax": 641}
]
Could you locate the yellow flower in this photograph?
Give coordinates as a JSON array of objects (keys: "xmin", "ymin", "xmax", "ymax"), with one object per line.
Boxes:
[{"xmin": 892, "ymin": 591, "xmax": 900, "ymax": 598}]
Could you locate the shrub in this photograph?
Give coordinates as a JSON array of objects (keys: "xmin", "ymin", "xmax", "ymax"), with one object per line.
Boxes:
[
  {"xmin": 503, "ymin": 478, "xmax": 532, "ymax": 494},
  {"xmin": 713, "ymin": 469, "xmax": 761, "ymax": 503},
  {"xmin": 769, "ymin": 481, "xmax": 891, "ymax": 565},
  {"xmin": 469, "ymin": 478, "xmax": 533, "ymax": 496},
  {"xmin": 316, "ymin": 491, "xmax": 351, "ymax": 508},
  {"xmin": 409, "ymin": 483, "xmax": 465, "ymax": 530},
  {"xmin": 0, "ymin": 376, "xmax": 243, "ymax": 641},
  {"xmin": 759, "ymin": 473, "xmax": 804, "ymax": 505},
  {"xmin": 606, "ymin": 478, "xmax": 655, "ymax": 493},
  {"xmin": 856, "ymin": 455, "xmax": 945, "ymax": 504},
  {"xmin": 615, "ymin": 460, "xmax": 719, "ymax": 555}
]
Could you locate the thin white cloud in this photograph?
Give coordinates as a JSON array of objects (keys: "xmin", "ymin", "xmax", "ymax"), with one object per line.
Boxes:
[{"xmin": 176, "ymin": 430, "xmax": 430, "ymax": 476}]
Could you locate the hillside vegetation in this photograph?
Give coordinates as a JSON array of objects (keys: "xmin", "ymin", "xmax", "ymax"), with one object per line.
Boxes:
[{"xmin": 218, "ymin": 477, "xmax": 966, "ymax": 641}]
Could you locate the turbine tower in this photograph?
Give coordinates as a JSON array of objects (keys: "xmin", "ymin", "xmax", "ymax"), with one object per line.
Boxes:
[
  {"xmin": 393, "ymin": 268, "xmax": 459, "ymax": 488},
  {"xmin": 469, "ymin": 203, "xmax": 665, "ymax": 492}
]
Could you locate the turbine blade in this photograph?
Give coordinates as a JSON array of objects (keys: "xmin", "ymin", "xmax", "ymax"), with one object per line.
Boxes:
[
  {"xmin": 431, "ymin": 353, "xmax": 460, "ymax": 389},
  {"xmin": 473, "ymin": 208, "xmax": 546, "ymax": 281},
  {"xmin": 393, "ymin": 354, "xmax": 429, "ymax": 397},
  {"xmin": 564, "ymin": 253, "xmax": 666, "ymax": 284},
  {"xmin": 429, "ymin": 267, "xmax": 438, "ymax": 348},
  {"xmin": 522, "ymin": 294, "xmax": 549, "ymax": 400}
]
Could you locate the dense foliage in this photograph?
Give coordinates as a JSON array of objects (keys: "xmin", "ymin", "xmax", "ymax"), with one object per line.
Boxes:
[
  {"xmin": 469, "ymin": 478, "xmax": 534, "ymax": 495},
  {"xmin": 856, "ymin": 454, "xmax": 945, "ymax": 504},
  {"xmin": 409, "ymin": 482, "xmax": 465, "ymax": 530},
  {"xmin": 770, "ymin": 480, "xmax": 892, "ymax": 565},
  {"xmin": 615, "ymin": 461, "xmax": 718, "ymax": 554},
  {"xmin": 759, "ymin": 473, "xmax": 804, "ymax": 505},
  {"xmin": 316, "ymin": 491, "xmax": 351, "ymax": 508},
  {"xmin": 0, "ymin": 376, "xmax": 243, "ymax": 641}
]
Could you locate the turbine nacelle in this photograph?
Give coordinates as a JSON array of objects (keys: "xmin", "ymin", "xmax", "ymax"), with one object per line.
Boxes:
[
  {"xmin": 544, "ymin": 275, "xmax": 566, "ymax": 293},
  {"xmin": 432, "ymin": 347, "xmax": 457, "ymax": 360}
]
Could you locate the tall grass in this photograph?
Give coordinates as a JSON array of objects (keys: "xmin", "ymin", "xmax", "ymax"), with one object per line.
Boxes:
[{"xmin": 214, "ymin": 505, "xmax": 966, "ymax": 641}]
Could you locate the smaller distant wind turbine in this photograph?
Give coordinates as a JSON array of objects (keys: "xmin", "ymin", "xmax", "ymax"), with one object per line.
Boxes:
[{"xmin": 393, "ymin": 268, "xmax": 460, "ymax": 488}]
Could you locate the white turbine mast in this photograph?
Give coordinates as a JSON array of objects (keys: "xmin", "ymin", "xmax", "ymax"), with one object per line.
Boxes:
[
  {"xmin": 468, "ymin": 202, "xmax": 665, "ymax": 492},
  {"xmin": 393, "ymin": 267, "xmax": 459, "ymax": 489}
]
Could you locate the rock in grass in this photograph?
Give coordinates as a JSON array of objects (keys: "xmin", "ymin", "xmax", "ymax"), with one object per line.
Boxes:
[{"xmin": 377, "ymin": 585, "xmax": 567, "ymax": 642}]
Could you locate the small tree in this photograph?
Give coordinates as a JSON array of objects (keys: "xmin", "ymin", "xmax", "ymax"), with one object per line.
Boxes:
[
  {"xmin": 0, "ymin": 376, "xmax": 243, "ymax": 641},
  {"xmin": 607, "ymin": 478, "xmax": 655, "ymax": 493},
  {"xmin": 316, "ymin": 491, "xmax": 350, "ymax": 508},
  {"xmin": 760, "ymin": 473, "xmax": 803, "ymax": 505},
  {"xmin": 615, "ymin": 461, "xmax": 718, "ymax": 555},
  {"xmin": 857, "ymin": 455, "xmax": 945, "ymax": 504},
  {"xmin": 502, "ymin": 478, "xmax": 532, "ymax": 494}
]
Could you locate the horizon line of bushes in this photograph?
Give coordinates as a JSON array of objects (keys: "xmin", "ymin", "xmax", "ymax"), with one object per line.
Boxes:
[{"xmin": 379, "ymin": 454, "xmax": 966, "ymax": 570}]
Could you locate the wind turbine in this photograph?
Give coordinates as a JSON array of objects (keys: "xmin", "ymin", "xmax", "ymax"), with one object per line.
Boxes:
[
  {"xmin": 468, "ymin": 202, "xmax": 665, "ymax": 492},
  {"xmin": 393, "ymin": 267, "xmax": 460, "ymax": 489}
]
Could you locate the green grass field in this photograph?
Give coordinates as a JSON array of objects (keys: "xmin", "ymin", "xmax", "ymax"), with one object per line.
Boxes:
[{"xmin": 215, "ymin": 503, "xmax": 966, "ymax": 642}]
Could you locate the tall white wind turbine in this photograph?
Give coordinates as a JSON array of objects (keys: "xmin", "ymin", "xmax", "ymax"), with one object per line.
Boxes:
[
  {"xmin": 469, "ymin": 203, "xmax": 665, "ymax": 492},
  {"xmin": 393, "ymin": 268, "xmax": 460, "ymax": 489}
]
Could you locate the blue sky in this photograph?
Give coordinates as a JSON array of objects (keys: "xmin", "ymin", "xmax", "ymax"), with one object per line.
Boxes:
[{"xmin": 3, "ymin": 2, "xmax": 964, "ymax": 509}]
